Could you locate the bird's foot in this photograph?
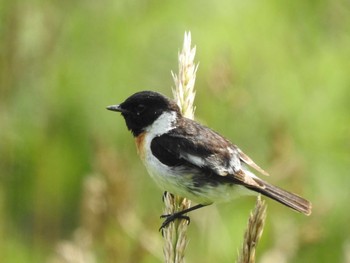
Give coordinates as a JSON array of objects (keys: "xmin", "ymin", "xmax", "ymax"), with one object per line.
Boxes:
[{"xmin": 159, "ymin": 213, "xmax": 190, "ymax": 232}]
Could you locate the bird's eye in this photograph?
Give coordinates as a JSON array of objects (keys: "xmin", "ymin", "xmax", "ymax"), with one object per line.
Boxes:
[{"xmin": 135, "ymin": 104, "xmax": 146, "ymax": 115}]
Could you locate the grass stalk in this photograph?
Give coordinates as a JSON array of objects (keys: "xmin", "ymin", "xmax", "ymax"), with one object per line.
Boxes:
[
  {"xmin": 237, "ymin": 195, "xmax": 267, "ymax": 263},
  {"xmin": 162, "ymin": 31, "xmax": 198, "ymax": 263}
]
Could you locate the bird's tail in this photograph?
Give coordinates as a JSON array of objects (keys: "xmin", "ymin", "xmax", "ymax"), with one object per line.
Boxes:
[{"xmin": 247, "ymin": 177, "xmax": 312, "ymax": 216}]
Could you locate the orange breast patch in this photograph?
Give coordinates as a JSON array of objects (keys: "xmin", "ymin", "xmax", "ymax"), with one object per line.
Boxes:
[{"xmin": 135, "ymin": 132, "xmax": 146, "ymax": 161}]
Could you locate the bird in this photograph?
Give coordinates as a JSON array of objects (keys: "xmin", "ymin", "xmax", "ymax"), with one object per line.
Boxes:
[{"xmin": 107, "ymin": 91, "xmax": 312, "ymax": 229}]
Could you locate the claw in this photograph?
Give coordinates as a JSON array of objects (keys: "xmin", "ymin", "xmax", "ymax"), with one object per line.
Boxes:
[
  {"xmin": 157, "ymin": 204, "xmax": 207, "ymax": 232},
  {"xmin": 159, "ymin": 213, "xmax": 191, "ymax": 231}
]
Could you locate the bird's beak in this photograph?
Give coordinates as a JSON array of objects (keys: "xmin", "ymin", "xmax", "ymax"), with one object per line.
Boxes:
[{"xmin": 106, "ymin": 104, "xmax": 123, "ymax": 112}]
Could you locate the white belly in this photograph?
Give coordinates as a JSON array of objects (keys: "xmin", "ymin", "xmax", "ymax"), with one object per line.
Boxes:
[
  {"xmin": 142, "ymin": 141, "xmax": 250, "ymax": 204},
  {"xmin": 139, "ymin": 111, "xmax": 251, "ymax": 204}
]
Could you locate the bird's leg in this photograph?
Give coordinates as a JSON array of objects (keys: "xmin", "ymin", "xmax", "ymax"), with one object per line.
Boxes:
[{"xmin": 159, "ymin": 203, "xmax": 206, "ymax": 231}]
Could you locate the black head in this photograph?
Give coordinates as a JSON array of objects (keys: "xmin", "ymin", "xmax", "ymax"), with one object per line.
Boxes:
[{"xmin": 107, "ymin": 91, "xmax": 180, "ymax": 136}]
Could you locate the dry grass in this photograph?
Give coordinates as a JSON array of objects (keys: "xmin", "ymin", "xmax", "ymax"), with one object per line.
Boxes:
[
  {"xmin": 162, "ymin": 31, "xmax": 198, "ymax": 263},
  {"xmin": 165, "ymin": 32, "xmax": 267, "ymax": 263},
  {"xmin": 237, "ymin": 195, "xmax": 267, "ymax": 263}
]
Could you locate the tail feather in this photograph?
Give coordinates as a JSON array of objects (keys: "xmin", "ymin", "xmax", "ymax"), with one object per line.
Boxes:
[{"xmin": 247, "ymin": 178, "xmax": 312, "ymax": 216}]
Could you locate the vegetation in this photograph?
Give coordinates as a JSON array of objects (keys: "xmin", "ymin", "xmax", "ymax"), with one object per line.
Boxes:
[{"xmin": 1, "ymin": 0, "xmax": 349, "ymax": 262}]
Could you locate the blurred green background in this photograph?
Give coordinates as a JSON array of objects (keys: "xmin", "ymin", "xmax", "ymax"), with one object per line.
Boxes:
[{"xmin": 1, "ymin": 0, "xmax": 350, "ymax": 262}]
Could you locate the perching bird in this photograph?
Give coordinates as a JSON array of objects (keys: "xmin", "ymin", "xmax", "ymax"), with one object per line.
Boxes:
[{"xmin": 107, "ymin": 91, "xmax": 312, "ymax": 229}]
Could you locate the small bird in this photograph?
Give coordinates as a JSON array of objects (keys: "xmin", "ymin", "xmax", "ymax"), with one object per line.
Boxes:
[{"xmin": 107, "ymin": 91, "xmax": 312, "ymax": 229}]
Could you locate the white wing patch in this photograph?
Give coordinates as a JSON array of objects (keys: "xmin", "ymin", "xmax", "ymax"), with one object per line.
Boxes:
[{"xmin": 182, "ymin": 153, "xmax": 206, "ymax": 167}]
